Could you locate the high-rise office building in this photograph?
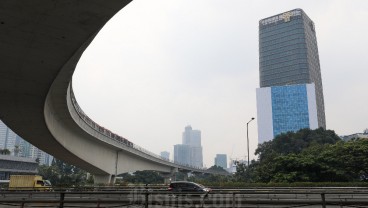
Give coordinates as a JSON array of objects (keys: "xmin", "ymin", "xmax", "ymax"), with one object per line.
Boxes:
[
  {"xmin": 257, "ymin": 83, "xmax": 318, "ymax": 143},
  {"xmin": 182, "ymin": 126, "xmax": 201, "ymax": 147},
  {"xmin": 28, "ymin": 145, "xmax": 53, "ymax": 166},
  {"xmin": 0, "ymin": 121, "xmax": 7, "ymax": 149},
  {"xmin": 173, "ymin": 125, "xmax": 203, "ymax": 167},
  {"xmin": 214, "ymin": 154, "xmax": 227, "ymax": 169},
  {"xmin": 0, "ymin": 120, "xmax": 20, "ymax": 154},
  {"xmin": 160, "ymin": 151, "xmax": 170, "ymax": 160},
  {"xmin": 190, "ymin": 146, "xmax": 203, "ymax": 167},
  {"xmin": 0, "ymin": 120, "xmax": 53, "ymax": 165},
  {"xmin": 257, "ymin": 9, "xmax": 326, "ymax": 142},
  {"xmin": 174, "ymin": 144, "xmax": 191, "ymax": 165}
]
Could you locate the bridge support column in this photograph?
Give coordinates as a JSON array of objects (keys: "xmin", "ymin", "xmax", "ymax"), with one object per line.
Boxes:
[
  {"xmin": 110, "ymin": 175, "xmax": 116, "ymax": 185},
  {"xmin": 177, "ymin": 169, "xmax": 191, "ymax": 181},
  {"xmin": 94, "ymin": 174, "xmax": 113, "ymax": 185},
  {"xmin": 160, "ymin": 167, "xmax": 178, "ymax": 184},
  {"xmin": 161, "ymin": 172, "xmax": 174, "ymax": 184},
  {"xmin": 163, "ymin": 176, "xmax": 171, "ymax": 184},
  {"xmin": 183, "ymin": 173, "xmax": 188, "ymax": 181}
]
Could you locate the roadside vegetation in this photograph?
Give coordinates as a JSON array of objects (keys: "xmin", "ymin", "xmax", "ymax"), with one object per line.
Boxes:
[
  {"xmin": 236, "ymin": 128, "xmax": 368, "ymax": 183},
  {"xmin": 191, "ymin": 128, "xmax": 368, "ymax": 187},
  {"xmin": 38, "ymin": 158, "xmax": 92, "ymax": 187},
  {"xmin": 37, "ymin": 128, "xmax": 368, "ymax": 187}
]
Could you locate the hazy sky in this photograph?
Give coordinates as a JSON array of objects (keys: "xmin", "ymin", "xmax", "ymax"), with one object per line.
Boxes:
[{"xmin": 73, "ymin": 0, "xmax": 368, "ymax": 167}]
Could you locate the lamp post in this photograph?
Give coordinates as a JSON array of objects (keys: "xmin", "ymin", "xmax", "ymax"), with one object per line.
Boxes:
[{"xmin": 246, "ymin": 117, "xmax": 255, "ymax": 167}]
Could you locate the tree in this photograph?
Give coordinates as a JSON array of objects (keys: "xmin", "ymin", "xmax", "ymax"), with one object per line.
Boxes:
[
  {"xmin": 320, "ymin": 139, "xmax": 368, "ymax": 181},
  {"xmin": 38, "ymin": 158, "xmax": 88, "ymax": 186},
  {"xmin": 250, "ymin": 136, "xmax": 368, "ymax": 183},
  {"xmin": 38, "ymin": 164, "xmax": 62, "ymax": 184},
  {"xmin": 240, "ymin": 128, "xmax": 368, "ymax": 183},
  {"xmin": 256, "ymin": 128, "xmax": 341, "ymax": 160},
  {"xmin": 119, "ymin": 171, "xmax": 164, "ymax": 184},
  {"xmin": 207, "ymin": 165, "xmax": 228, "ymax": 173},
  {"xmin": 14, "ymin": 145, "xmax": 20, "ymax": 156},
  {"xmin": 234, "ymin": 160, "xmax": 258, "ymax": 182},
  {"xmin": 189, "ymin": 166, "xmax": 232, "ymax": 184},
  {"xmin": 0, "ymin": 148, "xmax": 11, "ymax": 155}
]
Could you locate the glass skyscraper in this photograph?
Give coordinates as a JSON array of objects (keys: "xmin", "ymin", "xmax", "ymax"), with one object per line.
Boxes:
[
  {"xmin": 173, "ymin": 126, "xmax": 203, "ymax": 167},
  {"xmin": 257, "ymin": 83, "xmax": 318, "ymax": 143},
  {"xmin": 214, "ymin": 154, "xmax": 227, "ymax": 169},
  {"xmin": 257, "ymin": 9, "xmax": 325, "ymax": 142},
  {"xmin": 0, "ymin": 120, "xmax": 53, "ymax": 165}
]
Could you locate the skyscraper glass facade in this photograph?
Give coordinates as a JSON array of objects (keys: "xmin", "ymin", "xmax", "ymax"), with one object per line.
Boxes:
[
  {"xmin": 256, "ymin": 83, "xmax": 318, "ymax": 143},
  {"xmin": 0, "ymin": 120, "xmax": 53, "ymax": 165},
  {"xmin": 271, "ymin": 85, "xmax": 309, "ymax": 136},
  {"xmin": 174, "ymin": 144, "xmax": 191, "ymax": 165},
  {"xmin": 160, "ymin": 151, "xmax": 170, "ymax": 160},
  {"xmin": 214, "ymin": 154, "xmax": 227, "ymax": 169},
  {"xmin": 259, "ymin": 9, "xmax": 326, "ymax": 129},
  {"xmin": 174, "ymin": 126, "xmax": 203, "ymax": 167}
]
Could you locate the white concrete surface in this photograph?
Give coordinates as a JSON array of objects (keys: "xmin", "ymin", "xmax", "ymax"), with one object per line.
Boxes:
[
  {"xmin": 307, "ymin": 83, "xmax": 318, "ymax": 130},
  {"xmin": 256, "ymin": 87, "xmax": 274, "ymax": 143},
  {"xmin": 0, "ymin": 0, "xmax": 227, "ymax": 184}
]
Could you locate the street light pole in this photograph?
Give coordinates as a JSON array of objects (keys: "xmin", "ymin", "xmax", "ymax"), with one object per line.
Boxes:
[{"xmin": 246, "ymin": 117, "xmax": 255, "ymax": 167}]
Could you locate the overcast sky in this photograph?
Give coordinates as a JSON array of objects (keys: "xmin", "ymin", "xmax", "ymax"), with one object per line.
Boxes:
[{"xmin": 73, "ymin": 0, "xmax": 368, "ymax": 167}]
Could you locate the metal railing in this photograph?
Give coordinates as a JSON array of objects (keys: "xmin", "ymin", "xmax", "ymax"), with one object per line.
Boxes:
[
  {"xmin": 2, "ymin": 188, "xmax": 368, "ymax": 208},
  {"xmin": 69, "ymin": 83, "xmax": 212, "ymax": 172}
]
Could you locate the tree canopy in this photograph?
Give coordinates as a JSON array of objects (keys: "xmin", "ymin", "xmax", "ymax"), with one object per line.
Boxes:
[
  {"xmin": 118, "ymin": 171, "xmax": 164, "ymax": 184},
  {"xmin": 237, "ymin": 128, "xmax": 368, "ymax": 183},
  {"xmin": 38, "ymin": 158, "xmax": 89, "ymax": 186},
  {"xmin": 0, "ymin": 148, "xmax": 11, "ymax": 155}
]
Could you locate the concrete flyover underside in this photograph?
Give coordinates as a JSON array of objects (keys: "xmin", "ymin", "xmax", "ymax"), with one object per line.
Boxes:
[
  {"xmin": 0, "ymin": 0, "xmax": 227, "ymax": 183},
  {"xmin": 0, "ymin": 0, "xmax": 134, "ymax": 182}
]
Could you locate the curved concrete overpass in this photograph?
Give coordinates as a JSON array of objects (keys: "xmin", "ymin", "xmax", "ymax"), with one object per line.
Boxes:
[{"xmin": 0, "ymin": 0, "xmax": 227, "ymax": 183}]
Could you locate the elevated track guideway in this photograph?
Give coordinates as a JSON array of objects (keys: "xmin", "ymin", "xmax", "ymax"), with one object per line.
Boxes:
[{"xmin": 0, "ymin": 0, "xmax": 226, "ymax": 184}]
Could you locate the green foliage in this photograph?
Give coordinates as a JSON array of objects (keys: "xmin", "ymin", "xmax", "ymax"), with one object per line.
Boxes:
[
  {"xmin": 13, "ymin": 145, "xmax": 20, "ymax": 156},
  {"xmin": 237, "ymin": 128, "xmax": 368, "ymax": 183},
  {"xmin": 189, "ymin": 175, "xmax": 232, "ymax": 186},
  {"xmin": 119, "ymin": 171, "xmax": 164, "ymax": 184},
  {"xmin": 173, "ymin": 172, "xmax": 187, "ymax": 181},
  {"xmin": 189, "ymin": 174, "xmax": 232, "ymax": 185},
  {"xmin": 256, "ymin": 128, "xmax": 340, "ymax": 160},
  {"xmin": 207, "ymin": 165, "xmax": 228, "ymax": 173},
  {"xmin": 269, "ymin": 139, "xmax": 368, "ymax": 182},
  {"xmin": 0, "ymin": 148, "xmax": 11, "ymax": 155},
  {"xmin": 234, "ymin": 161, "xmax": 259, "ymax": 182},
  {"xmin": 38, "ymin": 158, "xmax": 88, "ymax": 186},
  {"xmin": 188, "ymin": 166, "xmax": 232, "ymax": 185}
]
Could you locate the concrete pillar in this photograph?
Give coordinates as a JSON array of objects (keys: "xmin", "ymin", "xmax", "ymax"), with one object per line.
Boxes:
[
  {"xmin": 160, "ymin": 173, "xmax": 173, "ymax": 184},
  {"xmin": 161, "ymin": 167, "xmax": 178, "ymax": 184},
  {"xmin": 183, "ymin": 173, "xmax": 188, "ymax": 181},
  {"xmin": 110, "ymin": 175, "xmax": 116, "ymax": 185},
  {"xmin": 180, "ymin": 170, "xmax": 191, "ymax": 181},
  {"xmin": 94, "ymin": 174, "xmax": 112, "ymax": 185},
  {"xmin": 164, "ymin": 176, "xmax": 172, "ymax": 184}
]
